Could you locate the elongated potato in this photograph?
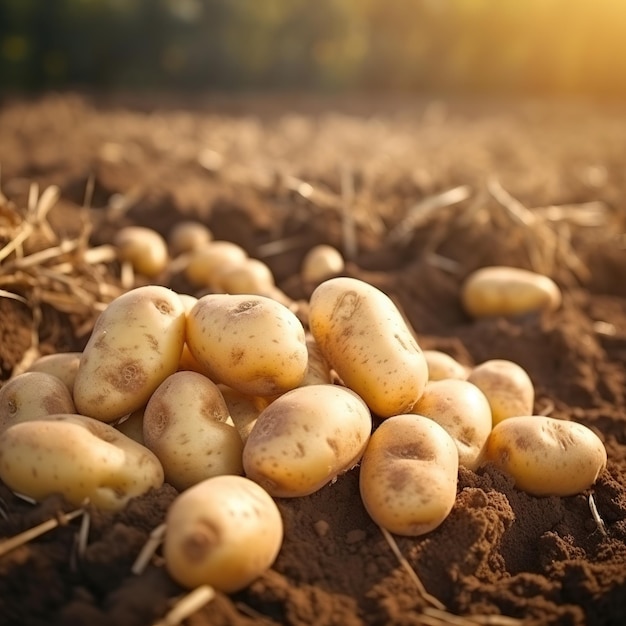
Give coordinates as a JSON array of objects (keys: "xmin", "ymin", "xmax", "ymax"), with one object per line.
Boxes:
[
  {"xmin": 411, "ymin": 379, "xmax": 492, "ymax": 470},
  {"xmin": 359, "ymin": 413, "xmax": 458, "ymax": 536},
  {"xmin": 186, "ymin": 293, "xmax": 308, "ymax": 397},
  {"xmin": 309, "ymin": 277, "xmax": 428, "ymax": 418},
  {"xmin": 0, "ymin": 413, "xmax": 164, "ymax": 510},
  {"xmin": 461, "ymin": 266, "xmax": 562, "ymax": 318},
  {"xmin": 74, "ymin": 285, "xmax": 186, "ymax": 423},
  {"xmin": 467, "ymin": 359, "xmax": 534, "ymax": 425},
  {"xmin": 483, "ymin": 415, "xmax": 607, "ymax": 496},
  {"xmin": 143, "ymin": 371, "xmax": 243, "ymax": 491},
  {"xmin": 243, "ymin": 384, "xmax": 372, "ymax": 497},
  {"xmin": 164, "ymin": 475, "xmax": 283, "ymax": 592},
  {"xmin": 27, "ymin": 352, "xmax": 82, "ymax": 393},
  {"xmin": 423, "ymin": 350, "xmax": 469, "ymax": 382}
]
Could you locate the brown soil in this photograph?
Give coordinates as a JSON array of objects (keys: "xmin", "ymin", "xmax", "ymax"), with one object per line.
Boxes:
[{"xmin": 1, "ymin": 92, "xmax": 626, "ymax": 626}]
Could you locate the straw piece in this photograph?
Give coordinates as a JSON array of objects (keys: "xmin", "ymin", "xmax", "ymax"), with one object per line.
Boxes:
[
  {"xmin": 132, "ymin": 523, "xmax": 167, "ymax": 575},
  {"xmin": 588, "ymin": 493, "xmax": 608, "ymax": 538},
  {"xmin": 153, "ymin": 585, "xmax": 216, "ymax": 626}
]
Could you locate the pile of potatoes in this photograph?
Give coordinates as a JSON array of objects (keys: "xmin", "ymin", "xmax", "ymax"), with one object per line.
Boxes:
[{"xmin": 0, "ymin": 225, "xmax": 608, "ymax": 593}]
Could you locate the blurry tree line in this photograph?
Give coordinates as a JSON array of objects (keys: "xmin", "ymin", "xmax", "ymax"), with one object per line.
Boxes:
[{"xmin": 1, "ymin": 0, "xmax": 625, "ymax": 97}]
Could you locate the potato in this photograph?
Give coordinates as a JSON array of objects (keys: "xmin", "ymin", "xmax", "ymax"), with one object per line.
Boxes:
[
  {"xmin": 115, "ymin": 407, "xmax": 145, "ymax": 445},
  {"xmin": 0, "ymin": 413, "xmax": 164, "ymax": 510},
  {"xmin": 186, "ymin": 293, "xmax": 308, "ymax": 397},
  {"xmin": 461, "ymin": 265, "xmax": 562, "ymax": 318},
  {"xmin": 113, "ymin": 226, "xmax": 169, "ymax": 278},
  {"xmin": 74, "ymin": 285, "xmax": 186, "ymax": 423},
  {"xmin": 163, "ymin": 475, "xmax": 283, "ymax": 592},
  {"xmin": 183, "ymin": 241, "xmax": 248, "ymax": 288},
  {"xmin": 308, "ymin": 277, "xmax": 428, "ymax": 417},
  {"xmin": 219, "ymin": 384, "xmax": 262, "ymax": 445},
  {"xmin": 177, "ymin": 294, "xmax": 207, "ymax": 374},
  {"xmin": 359, "ymin": 413, "xmax": 458, "ymax": 536},
  {"xmin": 301, "ymin": 244, "xmax": 345, "ymax": 285},
  {"xmin": 216, "ymin": 258, "xmax": 276, "ymax": 295},
  {"xmin": 423, "ymin": 350, "xmax": 469, "ymax": 381},
  {"xmin": 467, "ymin": 359, "xmax": 534, "ymax": 425},
  {"xmin": 482, "ymin": 415, "xmax": 607, "ymax": 496},
  {"xmin": 411, "ymin": 379, "xmax": 492, "ymax": 470},
  {"xmin": 168, "ymin": 220, "xmax": 213, "ymax": 257},
  {"xmin": 243, "ymin": 384, "xmax": 372, "ymax": 497},
  {"xmin": 26, "ymin": 351, "xmax": 82, "ymax": 393},
  {"xmin": 300, "ymin": 333, "xmax": 333, "ymax": 387},
  {"xmin": 143, "ymin": 371, "xmax": 243, "ymax": 491},
  {"xmin": 0, "ymin": 371, "xmax": 76, "ymax": 433}
]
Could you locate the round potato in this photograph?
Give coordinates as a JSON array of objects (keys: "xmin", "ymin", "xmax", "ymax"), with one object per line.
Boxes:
[
  {"xmin": 359, "ymin": 413, "xmax": 459, "ymax": 536},
  {"xmin": 215, "ymin": 258, "xmax": 276, "ymax": 295},
  {"xmin": 73, "ymin": 285, "xmax": 186, "ymax": 423},
  {"xmin": 483, "ymin": 415, "xmax": 607, "ymax": 496},
  {"xmin": 308, "ymin": 277, "xmax": 428, "ymax": 418},
  {"xmin": 467, "ymin": 359, "xmax": 535, "ymax": 425},
  {"xmin": 183, "ymin": 241, "xmax": 248, "ymax": 288},
  {"xmin": 301, "ymin": 244, "xmax": 345, "ymax": 285},
  {"xmin": 168, "ymin": 220, "xmax": 213, "ymax": 257},
  {"xmin": 461, "ymin": 266, "xmax": 562, "ymax": 318},
  {"xmin": 143, "ymin": 371, "xmax": 243, "ymax": 491},
  {"xmin": 411, "ymin": 379, "xmax": 492, "ymax": 470},
  {"xmin": 0, "ymin": 413, "xmax": 164, "ymax": 510},
  {"xmin": 423, "ymin": 350, "xmax": 469, "ymax": 382},
  {"xmin": 113, "ymin": 226, "xmax": 169, "ymax": 278},
  {"xmin": 27, "ymin": 351, "xmax": 82, "ymax": 393},
  {"xmin": 186, "ymin": 293, "xmax": 308, "ymax": 397},
  {"xmin": 243, "ymin": 384, "xmax": 372, "ymax": 497},
  {"xmin": 164, "ymin": 475, "xmax": 283, "ymax": 592}
]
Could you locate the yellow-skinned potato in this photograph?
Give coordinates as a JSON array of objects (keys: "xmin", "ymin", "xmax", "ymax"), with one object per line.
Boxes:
[
  {"xmin": 217, "ymin": 258, "xmax": 276, "ymax": 295},
  {"xmin": 183, "ymin": 241, "xmax": 248, "ymax": 288},
  {"xmin": 309, "ymin": 277, "xmax": 428, "ymax": 418},
  {"xmin": 483, "ymin": 415, "xmax": 607, "ymax": 496},
  {"xmin": 301, "ymin": 244, "xmax": 345, "ymax": 285},
  {"xmin": 461, "ymin": 266, "xmax": 562, "ymax": 318},
  {"xmin": 359, "ymin": 413, "xmax": 458, "ymax": 536},
  {"xmin": 411, "ymin": 379, "xmax": 492, "ymax": 470},
  {"xmin": 113, "ymin": 226, "xmax": 169, "ymax": 278},
  {"xmin": 0, "ymin": 414, "xmax": 164, "ymax": 510},
  {"xmin": 219, "ymin": 384, "xmax": 261, "ymax": 445},
  {"xmin": 168, "ymin": 220, "xmax": 213, "ymax": 257},
  {"xmin": 243, "ymin": 384, "xmax": 372, "ymax": 497},
  {"xmin": 163, "ymin": 475, "xmax": 283, "ymax": 592},
  {"xmin": 467, "ymin": 359, "xmax": 534, "ymax": 425},
  {"xmin": 177, "ymin": 294, "xmax": 207, "ymax": 374},
  {"xmin": 186, "ymin": 293, "xmax": 308, "ymax": 397},
  {"xmin": 300, "ymin": 333, "xmax": 333, "ymax": 387},
  {"xmin": 74, "ymin": 285, "xmax": 186, "ymax": 423},
  {"xmin": 423, "ymin": 350, "xmax": 469, "ymax": 382},
  {"xmin": 143, "ymin": 371, "xmax": 243, "ymax": 491},
  {"xmin": 0, "ymin": 371, "xmax": 76, "ymax": 433},
  {"xmin": 26, "ymin": 352, "xmax": 82, "ymax": 393}
]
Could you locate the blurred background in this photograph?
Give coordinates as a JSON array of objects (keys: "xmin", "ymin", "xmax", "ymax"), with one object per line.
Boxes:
[{"xmin": 1, "ymin": 0, "xmax": 625, "ymax": 99}]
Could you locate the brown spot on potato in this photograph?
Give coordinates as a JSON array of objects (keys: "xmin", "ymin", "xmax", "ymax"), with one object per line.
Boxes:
[
  {"xmin": 387, "ymin": 464, "xmax": 413, "ymax": 491},
  {"xmin": 106, "ymin": 360, "xmax": 148, "ymax": 393},
  {"xmin": 331, "ymin": 291, "xmax": 360, "ymax": 321},
  {"xmin": 154, "ymin": 299, "xmax": 174, "ymax": 316},
  {"xmin": 231, "ymin": 348, "xmax": 245, "ymax": 365},
  {"xmin": 326, "ymin": 438, "xmax": 340, "ymax": 457},
  {"xmin": 387, "ymin": 442, "xmax": 435, "ymax": 462},
  {"xmin": 233, "ymin": 300, "xmax": 260, "ymax": 315}
]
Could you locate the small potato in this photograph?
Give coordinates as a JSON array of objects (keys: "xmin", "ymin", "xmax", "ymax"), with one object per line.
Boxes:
[
  {"xmin": 186, "ymin": 293, "xmax": 308, "ymax": 397},
  {"xmin": 74, "ymin": 285, "xmax": 186, "ymax": 423},
  {"xmin": 309, "ymin": 277, "xmax": 428, "ymax": 418},
  {"xmin": 216, "ymin": 258, "xmax": 276, "ymax": 295},
  {"xmin": 0, "ymin": 371, "xmax": 76, "ymax": 432},
  {"xmin": 0, "ymin": 414, "xmax": 164, "ymax": 510},
  {"xmin": 467, "ymin": 359, "xmax": 534, "ymax": 426},
  {"xmin": 301, "ymin": 244, "xmax": 345, "ymax": 285},
  {"xmin": 163, "ymin": 475, "xmax": 283, "ymax": 592},
  {"xmin": 483, "ymin": 415, "xmax": 607, "ymax": 496},
  {"xmin": 359, "ymin": 414, "xmax": 458, "ymax": 536},
  {"xmin": 27, "ymin": 352, "xmax": 82, "ymax": 393},
  {"xmin": 183, "ymin": 241, "xmax": 248, "ymax": 288},
  {"xmin": 461, "ymin": 266, "xmax": 562, "ymax": 318},
  {"xmin": 411, "ymin": 379, "xmax": 492, "ymax": 470},
  {"xmin": 168, "ymin": 220, "xmax": 213, "ymax": 257},
  {"xmin": 423, "ymin": 350, "xmax": 469, "ymax": 381},
  {"xmin": 143, "ymin": 371, "xmax": 243, "ymax": 491},
  {"xmin": 243, "ymin": 384, "xmax": 372, "ymax": 497},
  {"xmin": 113, "ymin": 226, "xmax": 169, "ymax": 278}
]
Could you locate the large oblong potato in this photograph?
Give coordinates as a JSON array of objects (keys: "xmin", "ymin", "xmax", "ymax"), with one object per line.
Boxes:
[
  {"xmin": 143, "ymin": 371, "xmax": 243, "ymax": 491},
  {"xmin": 0, "ymin": 414, "xmax": 164, "ymax": 510},
  {"xmin": 359, "ymin": 413, "xmax": 459, "ymax": 536},
  {"xmin": 243, "ymin": 384, "xmax": 372, "ymax": 497},
  {"xmin": 308, "ymin": 277, "xmax": 428, "ymax": 418},
  {"xmin": 186, "ymin": 293, "xmax": 308, "ymax": 397},
  {"xmin": 74, "ymin": 285, "xmax": 186, "ymax": 423},
  {"xmin": 483, "ymin": 415, "xmax": 607, "ymax": 496}
]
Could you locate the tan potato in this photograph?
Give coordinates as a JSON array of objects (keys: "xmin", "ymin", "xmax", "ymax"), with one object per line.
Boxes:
[
  {"xmin": 359, "ymin": 413, "xmax": 458, "ymax": 536},
  {"xmin": 423, "ymin": 350, "xmax": 469, "ymax": 381},
  {"xmin": 113, "ymin": 226, "xmax": 169, "ymax": 278},
  {"xmin": 216, "ymin": 258, "xmax": 276, "ymax": 295},
  {"xmin": 26, "ymin": 352, "xmax": 82, "ymax": 393},
  {"xmin": 143, "ymin": 371, "xmax": 243, "ymax": 491},
  {"xmin": 461, "ymin": 266, "xmax": 562, "ymax": 318},
  {"xmin": 219, "ymin": 384, "xmax": 262, "ymax": 445},
  {"xmin": 0, "ymin": 413, "xmax": 164, "ymax": 510},
  {"xmin": 0, "ymin": 371, "xmax": 76, "ymax": 433},
  {"xmin": 168, "ymin": 220, "xmax": 213, "ymax": 257},
  {"xmin": 183, "ymin": 241, "xmax": 248, "ymax": 288},
  {"xmin": 467, "ymin": 359, "xmax": 534, "ymax": 425},
  {"xmin": 186, "ymin": 293, "xmax": 308, "ymax": 397},
  {"xmin": 411, "ymin": 379, "xmax": 492, "ymax": 470},
  {"xmin": 243, "ymin": 384, "xmax": 372, "ymax": 497},
  {"xmin": 482, "ymin": 415, "xmax": 607, "ymax": 496},
  {"xmin": 74, "ymin": 285, "xmax": 186, "ymax": 423},
  {"xmin": 301, "ymin": 244, "xmax": 345, "ymax": 285},
  {"xmin": 163, "ymin": 475, "xmax": 283, "ymax": 592},
  {"xmin": 308, "ymin": 277, "xmax": 428, "ymax": 417},
  {"xmin": 177, "ymin": 294, "xmax": 207, "ymax": 374}
]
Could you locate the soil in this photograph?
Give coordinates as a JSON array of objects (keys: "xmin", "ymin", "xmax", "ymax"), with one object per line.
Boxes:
[{"xmin": 1, "ymin": 92, "xmax": 625, "ymax": 626}]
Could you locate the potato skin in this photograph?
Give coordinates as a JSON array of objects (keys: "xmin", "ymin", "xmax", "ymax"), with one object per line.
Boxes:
[
  {"xmin": 164, "ymin": 475, "xmax": 283, "ymax": 592},
  {"xmin": 308, "ymin": 277, "xmax": 428, "ymax": 418},
  {"xmin": 423, "ymin": 350, "xmax": 469, "ymax": 382},
  {"xmin": 27, "ymin": 352, "xmax": 82, "ymax": 393},
  {"xmin": 243, "ymin": 384, "xmax": 372, "ymax": 497},
  {"xmin": 359, "ymin": 414, "xmax": 458, "ymax": 536},
  {"xmin": 74, "ymin": 285, "xmax": 186, "ymax": 423},
  {"xmin": 114, "ymin": 226, "xmax": 169, "ymax": 278},
  {"xmin": 483, "ymin": 415, "xmax": 607, "ymax": 496}
]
